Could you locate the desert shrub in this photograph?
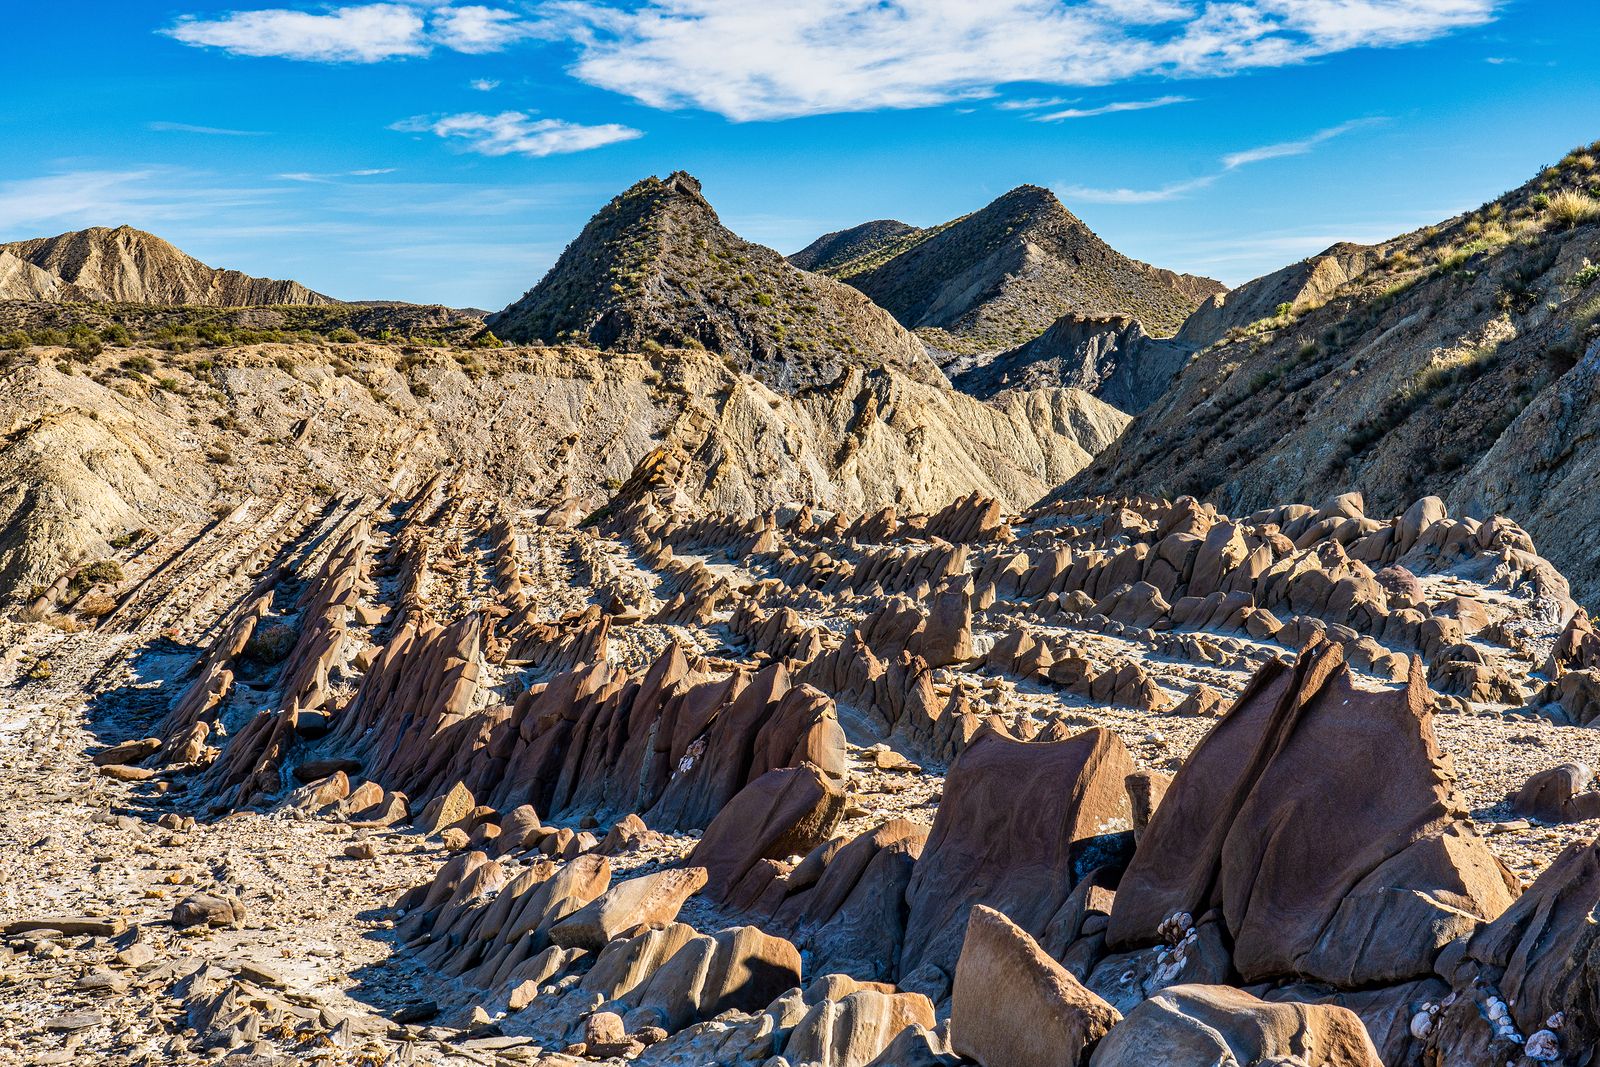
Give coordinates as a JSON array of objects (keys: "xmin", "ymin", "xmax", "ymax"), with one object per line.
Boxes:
[
  {"xmin": 1547, "ymin": 190, "xmax": 1600, "ymax": 230},
  {"xmin": 120, "ymin": 354, "xmax": 154, "ymax": 375},
  {"xmin": 327, "ymin": 327, "xmax": 360, "ymax": 343}
]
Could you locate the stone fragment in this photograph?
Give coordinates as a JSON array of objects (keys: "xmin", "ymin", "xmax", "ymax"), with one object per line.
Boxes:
[
  {"xmin": 952, "ymin": 905, "xmax": 1120, "ymax": 1067},
  {"xmin": 1088, "ymin": 984, "xmax": 1382, "ymax": 1067},
  {"xmin": 549, "ymin": 867, "xmax": 708, "ymax": 950}
]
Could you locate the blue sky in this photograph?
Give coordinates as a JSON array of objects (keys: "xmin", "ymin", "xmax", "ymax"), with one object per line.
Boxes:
[{"xmin": 3, "ymin": 1, "xmax": 1596, "ymax": 308}]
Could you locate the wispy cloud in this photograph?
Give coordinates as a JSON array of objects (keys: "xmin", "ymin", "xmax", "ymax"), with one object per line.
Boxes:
[
  {"xmin": 542, "ymin": 0, "xmax": 1498, "ymax": 121},
  {"xmin": 469, "ymin": 77, "xmax": 501, "ymax": 91},
  {"xmin": 391, "ymin": 112, "xmax": 642, "ymax": 157},
  {"xmin": 149, "ymin": 120, "xmax": 269, "ymax": 136},
  {"xmin": 161, "ymin": 3, "xmax": 537, "ymax": 62},
  {"xmin": 1058, "ymin": 174, "xmax": 1218, "ymax": 204},
  {"xmin": 1059, "ymin": 117, "xmax": 1382, "ymax": 203},
  {"xmin": 995, "ymin": 95, "xmax": 1075, "ymax": 111},
  {"xmin": 1034, "ymin": 94, "xmax": 1191, "ymax": 121},
  {"xmin": 277, "ymin": 168, "xmax": 398, "ymax": 183},
  {"xmin": 1220, "ymin": 118, "xmax": 1381, "ymax": 168}
]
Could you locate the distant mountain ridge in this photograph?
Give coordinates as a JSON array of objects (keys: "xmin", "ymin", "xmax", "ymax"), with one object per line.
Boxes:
[
  {"xmin": 0, "ymin": 225, "xmax": 333, "ymax": 306},
  {"xmin": 802, "ymin": 185, "xmax": 1224, "ymax": 358},
  {"xmin": 788, "ymin": 220, "xmax": 922, "ymax": 274},
  {"xmin": 487, "ymin": 171, "xmax": 944, "ymax": 392}
]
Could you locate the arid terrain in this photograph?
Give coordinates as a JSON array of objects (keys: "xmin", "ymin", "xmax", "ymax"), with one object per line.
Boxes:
[{"xmin": 5, "ymin": 151, "xmax": 1600, "ymax": 1067}]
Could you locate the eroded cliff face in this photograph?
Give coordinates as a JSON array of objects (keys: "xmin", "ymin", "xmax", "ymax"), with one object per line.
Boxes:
[
  {"xmin": 0, "ymin": 226, "xmax": 333, "ymax": 305},
  {"xmin": 1069, "ymin": 149, "xmax": 1600, "ymax": 602},
  {"xmin": 0, "ymin": 341, "xmax": 1126, "ymax": 601}
]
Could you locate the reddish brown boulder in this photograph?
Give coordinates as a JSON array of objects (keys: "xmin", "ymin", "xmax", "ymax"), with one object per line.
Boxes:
[
  {"xmin": 1088, "ymin": 985, "xmax": 1382, "ymax": 1067},
  {"xmin": 1108, "ymin": 640, "xmax": 1517, "ymax": 988},
  {"xmin": 952, "ymin": 906, "xmax": 1120, "ymax": 1067},
  {"xmin": 901, "ymin": 726, "xmax": 1135, "ymax": 980},
  {"xmin": 1510, "ymin": 763, "xmax": 1600, "ymax": 822},
  {"xmin": 689, "ymin": 764, "xmax": 846, "ymax": 900}
]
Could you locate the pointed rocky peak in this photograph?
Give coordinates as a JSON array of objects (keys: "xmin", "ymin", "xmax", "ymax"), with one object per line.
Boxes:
[
  {"xmin": 487, "ymin": 171, "xmax": 944, "ymax": 393},
  {"xmin": 825, "ymin": 184, "xmax": 1223, "ymax": 358}
]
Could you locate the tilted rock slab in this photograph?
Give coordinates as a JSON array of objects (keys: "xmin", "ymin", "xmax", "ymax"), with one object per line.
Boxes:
[
  {"xmin": 1107, "ymin": 638, "xmax": 1518, "ymax": 987},
  {"xmin": 900, "ymin": 725, "xmax": 1135, "ymax": 982}
]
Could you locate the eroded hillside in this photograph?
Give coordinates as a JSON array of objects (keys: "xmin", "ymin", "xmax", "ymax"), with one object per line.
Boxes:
[
  {"xmin": 1071, "ymin": 143, "xmax": 1600, "ymax": 602},
  {"xmin": 0, "ymin": 340, "xmax": 1125, "ymax": 607}
]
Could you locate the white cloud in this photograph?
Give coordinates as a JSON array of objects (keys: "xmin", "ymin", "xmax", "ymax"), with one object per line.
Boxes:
[
  {"xmin": 391, "ymin": 112, "xmax": 642, "ymax": 157},
  {"xmin": 1058, "ymin": 174, "xmax": 1218, "ymax": 204},
  {"xmin": 164, "ymin": 4, "xmax": 429, "ymax": 62},
  {"xmin": 277, "ymin": 168, "xmax": 398, "ymax": 182},
  {"xmin": 1059, "ymin": 117, "xmax": 1380, "ymax": 203},
  {"xmin": 546, "ymin": 0, "xmax": 1498, "ymax": 121},
  {"xmin": 1034, "ymin": 94, "xmax": 1191, "ymax": 120},
  {"xmin": 162, "ymin": 3, "xmax": 535, "ymax": 62},
  {"xmin": 149, "ymin": 120, "xmax": 269, "ymax": 136},
  {"xmin": 432, "ymin": 5, "xmax": 536, "ymax": 53},
  {"xmin": 470, "ymin": 77, "xmax": 501, "ymax": 90},
  {"xmin": 1220, "ymin": 117, "xmax": 1380, "ymax": 168}
]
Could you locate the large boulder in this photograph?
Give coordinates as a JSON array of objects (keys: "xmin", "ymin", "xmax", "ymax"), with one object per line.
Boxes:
[
  {"xmin": 1509, "ymin": 763, "xmax": 1600, "ymax": 822},
  {"xmin": 688, "ymin": 764, "xmax": 846, "ymax": 900},
  {"xmin": 548, "ymin": 867, "xmax": 707, "ymax": 950},
  {"xmin": 951, "ymin": 905, "xmax": 1120, "ymax": 1067},
  {"xmin": 1088, "ymin": 984, "xmax": 1383, "ymax": 1067},
  {"xmin": 783, "ymin": 987, "xmax": 938, "ymax": 1067},
  {"xmin": 1107, "ymin": 640, "xmax": 1517, "ymax": 987},
  {"xmin": 901, "ymin": 726, "xmax": 1135, "ymax": 980}
]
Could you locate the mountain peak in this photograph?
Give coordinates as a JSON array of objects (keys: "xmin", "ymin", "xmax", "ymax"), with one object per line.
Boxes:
[
  {"xmin": 822, "ymin": 185, "xmax": 1223, "ymax": 356},
  {"xmin": 487, "ymin": 173, "xmax": 944, "ymax": 392},
  {"xmin": 0, "ymin": 226, "xmax": 333, "ymax": 306}
]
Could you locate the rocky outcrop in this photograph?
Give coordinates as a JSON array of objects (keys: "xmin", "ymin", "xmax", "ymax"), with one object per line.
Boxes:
[
  {"xmin": 1105, "ymin": 640, "xmax": 1517, "ymax": 988},
  {"xmin": 1426, "ymin": 838, "xmax": 1600, "ymax": 1064}
]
